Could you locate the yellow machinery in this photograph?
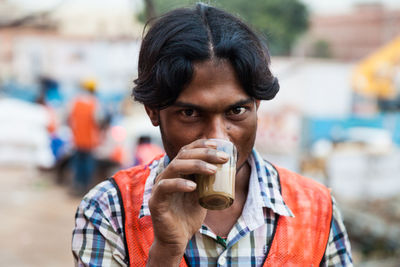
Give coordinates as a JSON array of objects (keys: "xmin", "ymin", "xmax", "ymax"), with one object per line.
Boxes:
[{"xmin": 352, "ymin": 36, "xmax": 400, "ymax": 100}]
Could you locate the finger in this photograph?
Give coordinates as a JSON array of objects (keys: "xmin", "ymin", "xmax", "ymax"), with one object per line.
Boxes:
[
  {"xmin": 178, "ymin": 147, "xmax": 229, "ymax": 164},
  {"xmin": 163, "ymin": 159, "xmax": 218, "ymax": 177},
  {"xmin": 179, "ymin": 139, "xmax": 218, "ymax": 153},
  {"xmin": 150, "ymin": 178, "xmax": 197, "ymax": 203}
]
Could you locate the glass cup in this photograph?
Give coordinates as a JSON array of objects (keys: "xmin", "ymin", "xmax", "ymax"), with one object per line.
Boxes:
[{"xmin": 196, "ymin": 139, "xmax": 237, "ymax": 210}]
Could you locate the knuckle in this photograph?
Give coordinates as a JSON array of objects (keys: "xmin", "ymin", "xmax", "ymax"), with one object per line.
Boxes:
[
  {"xmin": 177, "ymin": 179, "xmax": 186, "ymax": 189},
  {"xmin": 179, "ymin": 145, "xmax": 188, "ymax": 154},
  {"xmin": 179, "ymin": 149, "xmax": 189, "ymax": 158},
  {"xmin": 195, "ymin": 160, "xmax": 206, "ymax": 170},
  {"xmin": 206, "ymin": 148, "xmax": 216, "ymax": 157},
  {"xmin": 157, "ymin": 179, "xmax": 165, "ymax": 187},
  {"xmin": 168, "ymin": 162, "xmax": 177, "ymax": 173},
  {"xmin": 148, "ymin": 196, "xmax": 155, "ymax": 208}
]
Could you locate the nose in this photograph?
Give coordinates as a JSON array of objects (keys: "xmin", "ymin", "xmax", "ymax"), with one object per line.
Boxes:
[{"xmin": 203, "ymin": 116, "xmax": 230, "ymax": 140}]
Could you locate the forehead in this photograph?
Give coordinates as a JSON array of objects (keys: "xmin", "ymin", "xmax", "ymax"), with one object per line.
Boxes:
[{"xmin": 176, "ymin": 60, "xmax": 250, "ymax": 108}]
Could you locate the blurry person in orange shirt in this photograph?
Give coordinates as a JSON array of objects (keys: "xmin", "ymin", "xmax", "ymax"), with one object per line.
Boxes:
[{"xmin": 69, "ymin": 79, "xmax": 101, "ymax": 195}]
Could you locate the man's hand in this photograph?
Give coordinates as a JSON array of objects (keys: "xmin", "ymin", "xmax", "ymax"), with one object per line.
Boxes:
[{"xmin": 147, "ymin": 139, "xmax": 229, "ymax": 266}]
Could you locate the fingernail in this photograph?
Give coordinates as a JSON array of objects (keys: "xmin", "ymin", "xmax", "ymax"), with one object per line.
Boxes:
[
  {"xmin": 186, "ymin": 180, "xmax": 197, "ymax": 189},
  {"xmin": 205, "ymin": 140, "xmax": 217, "ymax": 147},
  {"xmin": 216, "ymin": 151, "xmax": 229, "ymax": 160},
  {"xmin": 206, "ymin": 163, "xmax": 217, "ymax": 171}
]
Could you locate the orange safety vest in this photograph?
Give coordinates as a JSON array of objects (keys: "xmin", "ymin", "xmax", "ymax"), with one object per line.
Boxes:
[
  {"xmin": 113, "ymin": 161, "xmax": 332, "ymax": 266},
  {"xmin": 69, "ymin": 95, "xmax": 100, "ymax": 150}
]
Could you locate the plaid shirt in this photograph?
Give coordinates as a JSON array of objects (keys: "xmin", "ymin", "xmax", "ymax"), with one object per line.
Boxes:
[{"xmin": 72, "ymin": 149, "xmax": 353, "ymax": 266}]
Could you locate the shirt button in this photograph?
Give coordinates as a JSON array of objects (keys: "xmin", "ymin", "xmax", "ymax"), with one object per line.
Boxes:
[{"xmin": 218, "ymin": 256, "xmax": 226, "ymax": 266}]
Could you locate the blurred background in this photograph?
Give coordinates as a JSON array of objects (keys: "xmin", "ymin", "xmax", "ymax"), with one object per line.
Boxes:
[{"xmin": 0, "ymin": 0, "xmax": 399, "ymax": 266}]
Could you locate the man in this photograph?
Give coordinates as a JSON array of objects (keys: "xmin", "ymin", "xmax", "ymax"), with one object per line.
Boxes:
[
  {"xmin": 72, "ymin": 4, "xmax": 352, "ymax": 266},
  {"xmin": 69, "ymin": 79, "xmax": 101, "ymax": 195}
]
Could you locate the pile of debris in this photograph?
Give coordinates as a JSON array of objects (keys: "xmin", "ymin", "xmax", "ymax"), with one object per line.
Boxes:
[{"xmin": 340, "ymin": 195, "xmax": 400, "ymax": 264}]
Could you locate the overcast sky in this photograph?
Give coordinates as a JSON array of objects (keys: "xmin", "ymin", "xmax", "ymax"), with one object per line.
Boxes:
[{"xmin": 9, "ymin": 0, "xmax": 400, "ymax": 14}]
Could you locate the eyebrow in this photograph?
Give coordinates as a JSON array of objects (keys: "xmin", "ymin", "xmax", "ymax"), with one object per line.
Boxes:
[
  {"xmin": 173, "ymin": 101, "xmax": 205, "ymax": 111},
  {"xmin": 227, "ymin": 98, "xmax": 254, "ymax": 110},
  {"xmin": 173, "ymin": 98, "xmax": 254, "ymax": 111}
]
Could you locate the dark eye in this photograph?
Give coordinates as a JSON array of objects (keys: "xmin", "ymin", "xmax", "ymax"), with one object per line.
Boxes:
[
  {"xmin": 227, "ymin": 107, "xmax": 247, "ymax": 116},
  {"xmin": 180, "ymin": 109, "xmax": 199, "ymax": 117}
]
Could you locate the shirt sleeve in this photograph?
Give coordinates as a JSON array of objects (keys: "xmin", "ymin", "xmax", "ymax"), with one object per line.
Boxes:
[
  {"xmin": 72, "ymin": 180, "xmax": 127, "ymax": 267},
  {"xmin": 320, "ymin": 196, "xmax": 353, "ymax": 267}
]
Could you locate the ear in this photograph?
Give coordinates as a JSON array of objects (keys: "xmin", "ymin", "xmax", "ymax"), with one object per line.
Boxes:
[
  {"xmin": 255, "ymin": 100, "xmax": 261, "ymax": 110},
  {"xmin": 144, "ymin": 106, "xmax": 160, "ymax": 126}
]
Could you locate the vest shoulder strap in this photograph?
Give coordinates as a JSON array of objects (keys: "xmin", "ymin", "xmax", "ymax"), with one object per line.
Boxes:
[
  {"xmin": 113, "ymin": 159, "xmax": 188, "ymax": 266},
  {"xmin": 264, "ymin": 166, "xmax": 332, "ymax": 266}
]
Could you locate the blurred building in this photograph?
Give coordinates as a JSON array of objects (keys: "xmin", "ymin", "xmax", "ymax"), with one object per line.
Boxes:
[
  {"xmin": 296, "ymin": 3, "xmax": 400, "ymax": 61},
  {"xmin": 0, "ymin": 0, "xmax": 143, "ymax": 37},
  {"xmin": 51, "ymin": 0, "xmax": 143, "ymax": 38},
  {"xmin": 0, "ymin": 0, "xmax": 142, "ymax": 87}
]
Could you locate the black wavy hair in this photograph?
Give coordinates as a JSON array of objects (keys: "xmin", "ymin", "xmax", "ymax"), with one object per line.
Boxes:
[{"xmin": 133, "ymin": 3, "xmax": 279, "ymax": 109}]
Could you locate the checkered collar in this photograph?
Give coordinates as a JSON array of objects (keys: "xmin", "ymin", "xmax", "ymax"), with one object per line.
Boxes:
[
  {"xmin": 249, "ymin": 149, "xmax": 294, "ymax": 217},
  {"xmin": 139, "ymin": 149, "xmax": 294, "ymax": 218}
]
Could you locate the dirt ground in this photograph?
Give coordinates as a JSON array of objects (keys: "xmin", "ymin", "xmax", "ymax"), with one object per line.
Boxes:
[{"xmin": 0, "ymin": 167, "xmax": 81, "ymax": 267}]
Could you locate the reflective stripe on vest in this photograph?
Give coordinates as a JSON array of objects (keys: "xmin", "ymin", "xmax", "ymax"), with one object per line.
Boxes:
[{"xmin": 113, "ymin": 161, "xmax": 332, "ymax": 266}]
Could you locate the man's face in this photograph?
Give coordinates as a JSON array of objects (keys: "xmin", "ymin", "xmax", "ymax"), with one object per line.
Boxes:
[{"xmin": 146, "ymin": 60, "xmax": 259, "ymax": 171}]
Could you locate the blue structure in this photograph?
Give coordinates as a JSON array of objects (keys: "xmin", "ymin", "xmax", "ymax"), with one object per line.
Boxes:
[{"xmin": 303, "ymin": 113, "xmax": 400, "ymax": 147}]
